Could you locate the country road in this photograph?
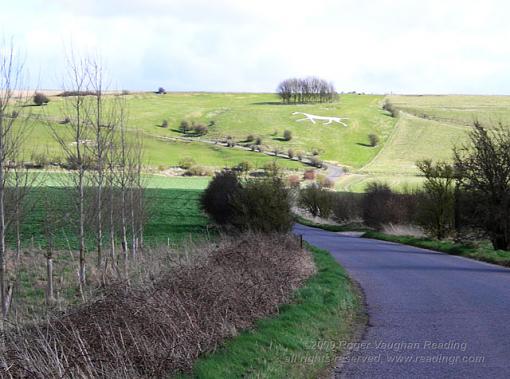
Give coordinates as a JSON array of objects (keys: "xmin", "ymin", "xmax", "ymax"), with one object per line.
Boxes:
[{"xmin": 293, "ymin": 224, "xmax": 510, "ymax": 379}]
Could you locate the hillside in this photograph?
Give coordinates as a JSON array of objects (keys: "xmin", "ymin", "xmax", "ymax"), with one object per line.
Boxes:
[
  {"xmin": 25, "ymin": 93, "xmax": 394, "ymax": 171},
  {"xmin": 338, "ymin": 95, "xmax": 510, "ymax": 191}
]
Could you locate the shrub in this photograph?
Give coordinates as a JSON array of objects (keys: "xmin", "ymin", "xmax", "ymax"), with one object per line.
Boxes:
[
  {"xmin": 416, "ymin": 160, "xmax": 455, "ymax": 240},
  {"xmin": 201, "ymin": 171, "xmax": 241, "ymax": 225},
  {"xmin": 310, "ymin": 156, "xmax": 323, "ymax": 168},
  {"xmin": 303, "ymin": 169, "xmax": 316, "ymax": 180},
  {"xmin": 299, "ymin": 184, "xmax": 334, "ymax": 218},
  {"xmin": 283, "ymin": 130, "xmax": 293, "ymax": 141},
  {"xmin": 255, "ymin": 137, "xmax": 262, "ymax": 145},
  {"xmin": 121, "ymin": 89, "xmax": 130, "ymax": 95},
  {"xmin": 332, "ymin": 193, "xmax": 363, "ymax": 222},
  {"xmin": 57, "ymin": 90, "xmax": 95, "ymax": 97},
  {"xmin": 33, "ymin": 92, "xmax": 50, "ymax": 106},
  {"xmin": 233, "ymin": 161, "xmax": 253, "ymax": 173},
  {"xmin": 311, "ymin": 148, "xmax": 320, "ymax": 156},
  {"xmin": 2, "ymin": 234, "xmax": 312, "ymax": 378},
  {"xmin": 161, "ymin": 120, "xmax": 169, "ymax": 128},
  {"xmin": 185, "ymin": 165, "xmax": 213, "ymax": 176},
  {"xmin": 383, "ymin": 99, "xmax": 398, "ymax": 117},
  {"xmin": 287, "ymin": 175, "xmax": 301, "ymax": 188},
  {"xmin": 60, "ymin": 117, "xmax": 71, "ymax": 125},
  {"xmin": 157, "ymin": 87, "xmax": 166, "ymax": 94},
  {"xmin": 317, "ymin": 174, "xmax": 334, "ymax": 189},
  {"xmin": 179, "ymin": 120, "xmax": 191, "ymax": 133},
  {"xmin": 368, "ymin": 133, "xmax": 379, "ymax": 147},
  {"xmin": 192, "ymin": 124, "xmax": 208, "ymax": 136},
  {"xmin": 362, "ymin": 182, "xmax": 418, "ymax": 228},
  {"xmin": 296, "ymin": 151, "xmax": 304, "ymax": 161},
  {"xmin": 287, "ymin": 149, "xmax": 295, "ymax": 159},
  {"xmin": 178, "ymin": 157, "xmax": 196, "ymax": 169},
  {"xmin": 231, "ymin": 176, "xmax": 294, "ymax": 233},
  {"xmin": 246, "ymin": 134, "xmax": 255, "ymax": 142},
  {"xmin": 208, "ymin": 120, "xmax": 216, "ymax": 127}
]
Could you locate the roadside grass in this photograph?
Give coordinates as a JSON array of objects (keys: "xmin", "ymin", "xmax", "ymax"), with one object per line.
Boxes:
[
  {"xmin": 295, "ymin": 216, "xmax": 368, "ymax": 233},
  {"xmin": 177, "ymin": 243, "xmax": 362, "ymax": 379},
  {"xmin": 363, "ymin": 231, "xmax": 510, "ymax": 268}
]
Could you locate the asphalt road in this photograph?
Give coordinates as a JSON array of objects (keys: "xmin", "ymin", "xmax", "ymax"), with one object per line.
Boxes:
[{"xmin": 293, "ymin": 224, "xmax": 510, "ymax": 379}]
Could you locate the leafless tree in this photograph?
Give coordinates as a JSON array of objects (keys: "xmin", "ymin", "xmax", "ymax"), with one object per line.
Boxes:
[
  {"xmin": 49, "ymin": 53, "xmax": 92, "ymax": 297},
  {"xmin": 277, "ymin": 77, "xmax": 337, "ymax": 103},
  {"xmin": 0, "ymin": 41, "xmax": 31, "ymax": 324}
]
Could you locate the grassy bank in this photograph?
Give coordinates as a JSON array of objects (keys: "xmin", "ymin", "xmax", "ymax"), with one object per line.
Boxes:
[
  {"xmin": 178, "ymin": 243, "xmax": 362, "ymax": 379},
  {"xmin": 364, "ymin": 231, "xmax": 510, "ymax": 267},
  {"xmin": 295, "ymin": 216, "xmax": 367, "ymax": 233}
]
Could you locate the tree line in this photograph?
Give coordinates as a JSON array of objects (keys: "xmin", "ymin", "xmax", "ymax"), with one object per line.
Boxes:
[{"xmin": 277, "ymin": 77, "xmax": 337, "ymax": 103}]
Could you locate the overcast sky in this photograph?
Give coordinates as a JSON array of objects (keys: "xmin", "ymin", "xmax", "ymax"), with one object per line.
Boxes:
[{"xmin": 2, "ymin": 0, "xmax": 510, "ymax": 94}]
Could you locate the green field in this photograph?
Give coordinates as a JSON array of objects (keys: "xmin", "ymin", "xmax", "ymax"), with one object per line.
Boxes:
[
  {"xmin": 25, "ymin": 93, "xmax": 394, "ymax": 170},
  {"xmin": 338, "ymin": 95, "xmax": 510, "ymax": 191},
  {"xmin": 20, "ymin": 93, "xmax": 510, "ymax": 192}
]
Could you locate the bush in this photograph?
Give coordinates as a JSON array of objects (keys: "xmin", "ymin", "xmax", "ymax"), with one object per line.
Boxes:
[
  {"xmin": 368, "ymin": 134, "xmax": 379, "ymax": 147},
  {"xmin": 287, "ymin": 175, "xmax": 301, "ymax": 188},
  {"xmin": 233, "ymin": 161, "xmax": 253, "ymax": 173},
  {"xmin": 121, "ymin": 89, "xmax": 130, "ymax": 95},
  {"xmin": 192, "ymin": 124, "xmax": 208, "ymax": 136},
  {"xmin": 303, "ymin": 169, "xmax": 316, "ymax": 180},
  {"xmin": 416, "ymin": 160, "xmax": 455, "ymax": 240},
  {"xmin": 287, "ymin": 149, "xmax": 295, "ymax": 159},
  {"xmin": 60, "ymin": 117, "xmax": 71, "ymax": 125},
  {"xmin": 33, "ymin": 92, "xmax": 50, "ymax": 106},
  {"xmin": 316, "ymin": 174, "xmax": 334, "ymax": 189},
  {"xmin": 157, "ymin": 87, "xmax": 166, "ymax": 94},
  {"xmin": 332, "ymin": 193, "xmax": 363, "ymax": 223},
  {"xmin": 283, "ymin": 130, "xmax": 293, "ymax": 141},
  {"xmin": 161, "ymin": 120, "xmax": 169, "ymax": 128},
  {"xmin": 201, "ymin": 171, "xmax": 241, "ymax": 225},
  {"xmin": 231, "ymin": 176, "xmax": 294, "ymax": 233},
  {"xmin": 362, "ymin": 182, "xmax": 418, "ymax": 228},
  {"xmin": 296, "ymin": 151, "xmax": 304, "ymax": 161},
  {"xmin": 383, "ymin": 99, "xmax": 398, "ymax": 117},
  {"xmin": 208, "ymin": 120, "xmax": 216, "ymax": 127},
  {"xmin": 310, "ymin": 156, "xmax": 323, "ymax": 168},
  {"xmin": 178, "ymin": 157, "xmax": 196, "ymax": 169},
  {"xmin": 299, "ymin": 184, "xmax": 334, "ymax": 218},
  {"xmin": 311, "ymin": 148, "xmax": 320, "ymax": 156},
  {"xmin": 179, "ymin": 120, "xmax": 191, "ymax": 134},
  {"xmin": 255, "ymin": 137, "xmax": 262, "ymax": 145},
  {"xmin": 185, "ymin": 165, "xmax": 213, "ymax": 176},
  {"xmin": 2, "ymin": 234, "xmax": 312, "ymax": 378},
  {"xmin": 246, "ymin": 134, "xmax": 255, "ymax": 142}
]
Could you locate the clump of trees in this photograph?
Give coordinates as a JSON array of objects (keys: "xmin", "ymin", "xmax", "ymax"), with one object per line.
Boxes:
[{"xmin": 277, "ymin": 77, "xmax": 337, "ymax": 103}]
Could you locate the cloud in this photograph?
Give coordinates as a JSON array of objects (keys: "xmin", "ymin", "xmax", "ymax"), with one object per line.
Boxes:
[{"xmin": 2, "ymin": 0, "xmax": 510, "ymax": 93}]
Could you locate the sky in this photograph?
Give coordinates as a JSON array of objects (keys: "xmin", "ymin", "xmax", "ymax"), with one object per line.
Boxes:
[{"xmin": 2, "ymin": 0, "xmax": 510, "ymax": 94}]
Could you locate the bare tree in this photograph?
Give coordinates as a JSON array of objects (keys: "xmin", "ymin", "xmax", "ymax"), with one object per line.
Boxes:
[
  {"xmin": 0, "ymin": 41, "xmax": 30, "ymax": 324},
  {"xmin": 49, "ymin": 53, "xmax": 92, "ymax": 297},
  {"xmin": 454, "ymin": 122, "xmax": 510, "ymax": 250}
]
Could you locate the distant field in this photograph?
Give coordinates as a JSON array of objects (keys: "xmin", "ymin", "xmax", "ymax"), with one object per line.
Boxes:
[{"xmin": 25, "ymin": 93, "xmax": 394, "ymax": 169}]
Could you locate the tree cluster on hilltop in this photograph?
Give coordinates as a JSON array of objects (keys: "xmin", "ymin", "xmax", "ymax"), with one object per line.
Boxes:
[{"xmin": 277, "ymin": 77, "xmax": 337, "ymax": 103}]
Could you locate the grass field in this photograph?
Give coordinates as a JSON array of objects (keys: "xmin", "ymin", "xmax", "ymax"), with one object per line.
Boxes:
[
  {"xmin": 349, "ymin": 95, "xmax": 510, "ymax": 191},
  {"xmin": 24, "ymin": 93, "xmax": 394, "ymax": 170}
]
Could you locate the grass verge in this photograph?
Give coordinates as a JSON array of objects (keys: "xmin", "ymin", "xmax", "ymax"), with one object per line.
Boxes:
[
  {"xmin": 177, "ymin": 243, "xmax": 362, "ymax": 379},
  {"xmin": 364, "ymin": 231, "xmax": 510, "ymax": 267},
  {"xmin": 295, "ymin": 215, "xmax": 368, "ymax": 233}
]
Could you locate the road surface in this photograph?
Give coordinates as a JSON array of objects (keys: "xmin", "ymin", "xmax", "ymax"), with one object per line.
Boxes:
[{"xmin": 293, "ymin": 224, "xmax": 510, "ymax": 378}]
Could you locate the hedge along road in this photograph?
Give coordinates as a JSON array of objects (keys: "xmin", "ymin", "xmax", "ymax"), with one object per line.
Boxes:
[{"xmin": 293, "ymin": 223, "xmax": 510, "ymax": 378}]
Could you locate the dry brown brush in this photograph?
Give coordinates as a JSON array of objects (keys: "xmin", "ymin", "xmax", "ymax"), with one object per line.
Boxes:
[{"xmin": 1, "ymin": 233, "xmax": 314, "ymax": 378}]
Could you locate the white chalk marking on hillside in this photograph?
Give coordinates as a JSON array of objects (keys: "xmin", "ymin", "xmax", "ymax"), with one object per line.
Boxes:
[{"xmin": 292, "ymin": 112, "xmax": 349, "ymax": 126}]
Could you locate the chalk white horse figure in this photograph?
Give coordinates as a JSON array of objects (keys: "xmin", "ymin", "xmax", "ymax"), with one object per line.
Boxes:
[{"xmin": 292, "ymin": 112, "xmax": 348, "ymax": 127}]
